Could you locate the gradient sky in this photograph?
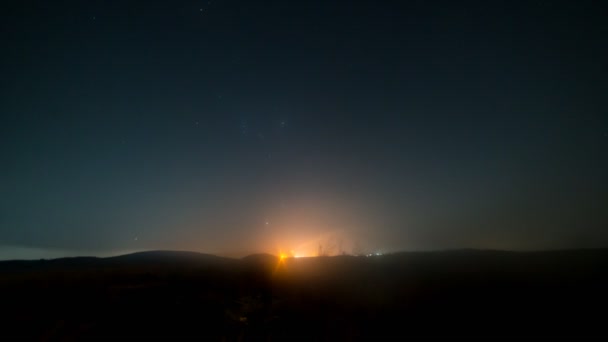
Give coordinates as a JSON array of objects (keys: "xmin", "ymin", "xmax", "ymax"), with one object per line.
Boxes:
[{"xmin": 1, "ymin": 0, "xmax": 607, "ymax": 259}]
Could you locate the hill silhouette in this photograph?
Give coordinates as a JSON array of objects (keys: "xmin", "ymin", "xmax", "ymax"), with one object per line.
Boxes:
[
  {"xmin": 1, "ymin": 248, "xmax": 607, "ymax": 339},
  {"xmin": 105, "ymin": 250, "xmax": 238, "ymax": 266}
]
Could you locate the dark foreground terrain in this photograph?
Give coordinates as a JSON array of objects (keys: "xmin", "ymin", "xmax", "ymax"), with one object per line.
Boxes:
[{"xmin": 1, "ymin": 249, "xmax": 607, "ymax": 339}]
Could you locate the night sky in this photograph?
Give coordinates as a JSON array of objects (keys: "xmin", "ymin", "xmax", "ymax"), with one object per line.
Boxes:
[{"xmin": 1, "ymin": 0, "xmax": 607, "ymax": 259}]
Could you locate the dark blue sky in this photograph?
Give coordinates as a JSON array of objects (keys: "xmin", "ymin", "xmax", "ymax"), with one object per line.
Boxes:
[{"xmin": 1, "ymin": 0, "xmax": 607, "ymax": 259}]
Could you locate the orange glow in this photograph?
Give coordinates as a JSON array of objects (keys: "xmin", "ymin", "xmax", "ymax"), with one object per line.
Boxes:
[
  {"xmin": 273, "ymin": 252, "xmax": 290, "ymax": 275},
  {"xmin": 266, "ymin": 228, "xmax": 358, "ymax": 259}
]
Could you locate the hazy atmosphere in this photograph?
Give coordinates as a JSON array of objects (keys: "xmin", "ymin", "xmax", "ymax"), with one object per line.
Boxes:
[{"xmin": 2, "ymin": 0, "xmax": 607, "ymax": 259}]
